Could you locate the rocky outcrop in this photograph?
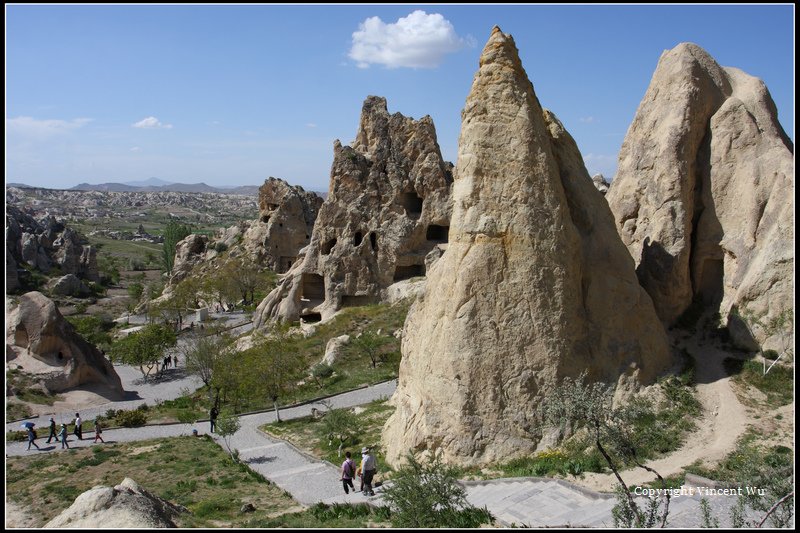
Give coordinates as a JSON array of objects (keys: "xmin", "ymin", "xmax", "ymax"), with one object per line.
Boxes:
[
  {"xmin": 591, "ymin": 174, "xmax": 610, "ymax": 195},
  {"xmin": 169, "ymin": 233, "xmax": 210, "ymax": 286},
  {"xmin": 322, "ymin": 334, "xmax": 350, "ymax": 366},
  {"xmin": 6, "ymin": 291, "xmax": 123, "ymax": 397},
  {"xmin": 48, "ymin": 274, "xmax": 92, "ymax": 297},
  {"xmin": 254, "ymin": 96, "xmax": 454, "ymax": 326},
  {"xmin": 245, "ymin": 177, "xmax": 323, "ymax": 273},
  {"xmin": 5, "ymin": 206, "xmax": 99, "ymax": 287},
  {"xmin": 45, "ymin": 478, "xmax": 185, "ymax": 528},
  {"xmin": 383, "ymin": 27, "xmax": 671, "ymax": 467},
  {"xmin": 606, "ymin": 43, "xmax": 794, "ymax": 350}
]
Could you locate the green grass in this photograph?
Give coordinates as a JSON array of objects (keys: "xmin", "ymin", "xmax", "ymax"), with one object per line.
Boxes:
[
  {"xmin": 263, "ymin": 399, "xmax": 394, "ymax": 470},
  {"xmin": 249, "ymin": 502, "xmax": 391, "ymax": 528},
  {"xmin": 6, "ymin": 368, "xmax": 65, "ymax": 407},
  {"xmin": 724, "ymin": 358, "xmax": 793, "ymax": 406},
  {"xmin": 6, "ymin": 436, "xmax": 296, "ymax": 527}
]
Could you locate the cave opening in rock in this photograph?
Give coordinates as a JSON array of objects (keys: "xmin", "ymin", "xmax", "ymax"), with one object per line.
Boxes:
[
  {"xmin": 14, "ymin": 324, "xmax": 28, "ymax": 347},
  {"xmin": 300, "ymin": 273, "xmax": 325, "ymax": 301},
  {"xmin": 261, "ymin": 215, "xmax": 270, "ymax": 224},
  {"xmin": 279, "ymin": 256, "xmax": 296, "ymax": 274},
  {"xmin": 370, "ymin": 232, "xmax": 377, "ymax": 252},
  {"xmin": 426, "ymin": 225, "xmax": 449, "ymax": 242},
  {"xmin": 354, "ymin": 231, "xmax": 364, "ymax": 247},
  {"xmin": 342, "ymin": 295, "xmax": 376, "ymax": 307},
  {"xmin": 400, "ymin": 191, "xmax": 424, "ymax": 217},
  {"xmin": 393, "ymin": 263, "xmax": 425, "ymax": 282},
  {"xmin": 267, "ymin": 203, "xmax": 279, "ymax": 210},
  {"xmin": 300, "ymin": 312, "xmax": 322, "ymax": 324},
  {"xmin": 697, "ymin": 258, "xmax": 724, "ymax": 306},
  {"xmin": 322, "ymin": 238, "xmax": 337, "ymax": 255}
]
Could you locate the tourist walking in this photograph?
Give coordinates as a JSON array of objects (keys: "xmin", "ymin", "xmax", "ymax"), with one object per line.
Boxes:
[
  {"xmin": 26, "ymin": 426, "xmax": 40, "ymax": 450},
  {"xmin": 340, "ymin": 451, "xmax": 356, "ymax": 494},
  {"xmin": 94, "ymin": 419, "xmax": 105, "ymax": 443},
  {"xmin": 361, "ymin": 447, "xmax": 378, "ymax": 496},
  {"xmin": 46, "ymin": 417, "xmax": 57, "ymax": 443},
  {"xmin": 59, "ymin": 424, "xmax": 70, "ymax": 449},
  {"xmin": 210, "ymin": 406, "xmax": 219, "ymax": 433},
  {"xmin": 74, "ymin": 413, "xmax": 82, "ymax": 440}
]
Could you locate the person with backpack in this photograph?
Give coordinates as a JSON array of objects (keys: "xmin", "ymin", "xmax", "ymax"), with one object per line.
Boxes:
[{"xmin": 340, "ymin": 451, "xmax": 356, "ymax": 494}]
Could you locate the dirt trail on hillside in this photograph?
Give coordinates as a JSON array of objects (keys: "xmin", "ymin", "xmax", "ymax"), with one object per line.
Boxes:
[{"xmin": 575, "ymin": 334, "xmax": 750, "ymax": 492}]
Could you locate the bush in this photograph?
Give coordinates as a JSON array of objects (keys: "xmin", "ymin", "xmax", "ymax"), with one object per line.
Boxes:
[
  {"xmin": 381, "ymin": 452, "xmax": 494, "ymax": 528},
  {"xmin": 115, "ymin": 409, "xmax": 147, "ymax": 427}
]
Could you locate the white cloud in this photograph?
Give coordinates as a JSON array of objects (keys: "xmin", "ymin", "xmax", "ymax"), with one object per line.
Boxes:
[
  {"xmin": 349, "ymin": 10, "xmax": 469, "ymax": 69},
  {"xmin": 306, "ymin": 123, "xmax": 318, "ymax": 129},
  {"xmin": 579, "ymin": 116, "xmax": 595, "ymax": 123},
  {"xmin": 130, "ymin": 146, "xmax": 141, "ymax": 152},
  {"xmin": 7, "ymin": 116, "xmax": 92, "ymax": 139},
  {"xmin": 583, "ymin": 153, "xmax": 618, "ymax": 178},
  {"xmin": 132, "ymin": 116, "xmax": 173, "ymax": 129}
]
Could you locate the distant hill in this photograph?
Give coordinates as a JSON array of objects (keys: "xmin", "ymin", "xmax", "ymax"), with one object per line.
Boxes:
[
  {"xmin": 6, "ymin": 182, "xmax": 35, "ymax": 189},
  {"xmin": 69, "ymin": 181, "xmax": 261, "ymax": 195},
  {"xmin": 123, "ymin": 177, "xmax": 175, "ymax": 187}
]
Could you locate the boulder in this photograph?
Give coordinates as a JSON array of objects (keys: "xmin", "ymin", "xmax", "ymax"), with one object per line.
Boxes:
[
  {"xmin": 591, "ymin": 174, "xmax": 610, "ymax": 195},
  {"xmin": 383, "ymin": 27, "xmax": 671, "ymax": 467},
  {"xmin": 322, "ymin": 334, "xmax": 350, "ymax": 366},
  {"xmin": 606, "ymin": 43, "xmax": 794, "ymax": 349},
  {"xmin": 45, "ymin": 478, "xmax": 185, "ymax": 528},
  {"xmin": 6, "ymin": 291, "xmax": 124, "ymax": 397},
  {"xmin": 49, "ymin": 274, "xmax": 92, "ymax": 297},
  {"xmin": 254, "ymin": 96, "xmax": 454, "ymax": 326}
]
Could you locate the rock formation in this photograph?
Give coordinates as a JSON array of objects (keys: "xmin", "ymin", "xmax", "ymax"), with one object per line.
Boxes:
[
  {"xmin": 591, "ymin": 174, "xmax": 610, "ymax": 195},
  {"xmin": 163, "ymin": 177, "xmax": 321, "ymax": 291},
  {"xmin": 45, "ymin": 478, "xmax": 185, "ymax": 528},
  {"xmin": 606, "ymin": 43, "xmax": 794, "ymax": 350},
  {"xmin": 244, "ymin": 177, "xmax": 323, "ymax": 273},
  {"xmin": 383, "ymin": 27, "xmax": 671, "ymax": 467},
  {"xmin": 254, "ymin": 96, "xmax": 453, "ymax": 326},
  {"xmin": 6, "ymin": 291, "xmax": 124, "ymax": 397},
  {"xmin": 5, "ymin": 205, "xmax": 99, "ymax": 290}
]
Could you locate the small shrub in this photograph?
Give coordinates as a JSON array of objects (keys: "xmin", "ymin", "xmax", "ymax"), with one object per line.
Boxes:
[{"xmin": 116, "ymin": 409, "xmax": 147, "ymax": 427}]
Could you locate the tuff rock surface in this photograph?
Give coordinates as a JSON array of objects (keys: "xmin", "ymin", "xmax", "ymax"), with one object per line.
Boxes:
[
  {"xmin": 254, "ymin": 96, "xmax": 453, "ymax": 327},
  {"xmin": 45, "ymin": 478, "xmax": 185, "ymax": 528},
  {"xmin": 606, "ymin": 43, "xmax": 794, "ymax": 350},
  {"xmin": 6, "ymin": 291, "xmax": 123, "ymax": 397},
  {"xmin": 383, "ymin": 27, "xmax": 671, "ymax": 467}
]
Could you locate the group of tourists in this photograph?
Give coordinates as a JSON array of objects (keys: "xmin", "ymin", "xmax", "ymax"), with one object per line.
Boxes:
[
  {"xmin": 340, "ymin": 447, "xmax": 378, "ymax": 496},
  {"xmin": 26, "ymin": 412, "xmax": 104, "ymax": 451}
]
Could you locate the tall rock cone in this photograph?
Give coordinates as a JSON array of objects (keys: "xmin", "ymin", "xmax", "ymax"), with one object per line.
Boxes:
[
  {"xmin": 383, "ymin": 27, "xmax": 672, "ymax": 467},
  {"xmin": 606, "ymin": 43, "xmax": 793, "ymax": 351}
]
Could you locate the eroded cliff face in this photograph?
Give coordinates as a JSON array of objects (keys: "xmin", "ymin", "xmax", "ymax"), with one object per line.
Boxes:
[
  {"xmin": 606, "ymin": 43, "xmax": 794, "ymax": 350},
  {"xmin": 253, "ymin": 96, "xmax": 453, "ymax": 327},
  {"xmin": 382, "ymin": 27, "xmax": 671, "ymax": 467}
]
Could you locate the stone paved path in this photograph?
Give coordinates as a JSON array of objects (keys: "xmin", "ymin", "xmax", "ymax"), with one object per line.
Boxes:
[{"xmin": 6, "ymin": 376, "xmax": 744, "ymax": 527}]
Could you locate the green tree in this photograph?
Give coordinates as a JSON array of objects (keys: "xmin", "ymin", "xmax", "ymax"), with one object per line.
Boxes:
[
  {"xmin": 162, "ymin": 220, "xmax": 192, "ymax": 275},
  {"xmin": 352, "ymin": 330, "xmax": 389, "ymax": 369},
  {"xmin": 381, "ymin": 451, "xmax": 494, "ymax": 528},
  {"xmin": 320, "ymin": 405, "xmax": 358, "ymax": 458},
  {"xmin": 241, "ymin": 329, "xmax": 304, "ymax": 422},
  {"xmin": 183, "ymin": 332, "xmax": 235, "ymax": 408},
  {"xmin": 127, "ymin": 281, "xmax": 144, "ymax": 301},
  {"xmin": 66, "ymin": 315, "xmax": 114, "ymax": 351},
  {"xmin": 542, "ymin": 372, "xmax": 670, "ymax": 528},
  {"xmin": 108, "ymin": 324, "xmax": 177, "ymax": 381},
  {"xmin": 216, "ymin": 410, "xmax": 242, "ymax": 462}
]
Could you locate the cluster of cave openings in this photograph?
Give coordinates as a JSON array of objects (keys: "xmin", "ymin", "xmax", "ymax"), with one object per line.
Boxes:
[
  {"xmin": 393, "ymin": 263, "xmax": 425, "ymax": 282},
  {"xmin": 322, "ymin": 238, "xmax": 337, "ymax": 255},
  {"xmin": 697, "ymin": 258, "xmax": 724, "ymax": 306},
  {"xmin": 426, "ymin": 225, "xmax": 449, "ymax": 243},
  {"xmin": 300, "ymin": 273, "xmax": 326, "ymax": 301},
  {"xmin": 400, "ymin": 190, "xmax": 424, "ymax": 217}
]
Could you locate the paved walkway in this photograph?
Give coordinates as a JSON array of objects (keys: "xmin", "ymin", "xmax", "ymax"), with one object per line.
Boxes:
[{"xmin": 6, "ymin": 333, "xmax": 751, "ymax": 527}]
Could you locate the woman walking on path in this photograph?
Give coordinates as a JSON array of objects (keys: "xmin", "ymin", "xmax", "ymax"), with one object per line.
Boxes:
[
  {"xmin": 340, "ymin": 451, "xmax": 357, "ymax": 494},
  {"xmin": 93, "ymin": 420, "xmax": 105, "ymax": 443},
  {"xmin": 26, "ymin": 427, "xmax": 40, "ymax": 451},
  {"xmin": 59, "ymin": 424, "xmax": 70, "ymax": 449}
]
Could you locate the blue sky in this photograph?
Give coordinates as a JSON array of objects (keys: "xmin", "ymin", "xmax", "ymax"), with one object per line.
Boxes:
[{"xmin": 6, "ymin": 4, "xmax": 794, "ymax": 191}]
